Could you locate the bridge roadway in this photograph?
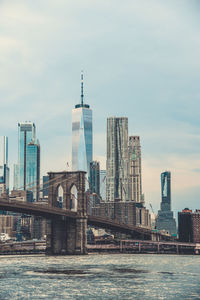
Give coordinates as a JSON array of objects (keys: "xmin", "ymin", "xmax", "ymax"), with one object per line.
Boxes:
[{"xmin": 0, "ymin": 197, "xmax": 157, "ymax": 238}]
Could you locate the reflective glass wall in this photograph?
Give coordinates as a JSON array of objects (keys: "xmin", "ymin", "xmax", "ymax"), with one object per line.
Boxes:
[
  {"xmin": 72, "ymin": 106, "xmax": 93, "ymax": 177},
  {"xmin": 161, "ymin": 171, "xmax": 171, "ymax": 211},
  {"xmin": 14, "ymin": 122, "xmax": 40, "ymax": 201}
]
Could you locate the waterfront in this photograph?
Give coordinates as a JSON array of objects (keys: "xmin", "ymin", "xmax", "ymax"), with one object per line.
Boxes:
[{"xmin": 0, "ymin": 254, "xmax": 200, "ymax": 299}]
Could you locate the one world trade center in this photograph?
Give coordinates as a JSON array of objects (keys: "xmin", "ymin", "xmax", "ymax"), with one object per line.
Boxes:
[{"xmin": 72, "ymin": 73, "xmax": 93, "ymax": 178}]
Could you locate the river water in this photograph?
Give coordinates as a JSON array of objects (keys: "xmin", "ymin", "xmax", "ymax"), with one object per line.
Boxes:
[{"xmin": 0, "ymin": 254, "xmax": 200, "ymax": 299}]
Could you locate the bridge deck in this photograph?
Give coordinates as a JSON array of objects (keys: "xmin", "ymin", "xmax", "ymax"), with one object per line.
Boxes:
[{"xmin": 0, "ymin": 198, "xmax": 165, "ymax": 238}]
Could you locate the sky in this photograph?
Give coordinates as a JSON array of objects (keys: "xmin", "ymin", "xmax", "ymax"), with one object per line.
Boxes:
[{"xmin": 0, "ymin": 0, "xmax": 200, "ymax": 216}]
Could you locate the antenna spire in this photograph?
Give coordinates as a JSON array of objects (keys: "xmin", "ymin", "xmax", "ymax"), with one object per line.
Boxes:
[{"xmin": 81, "ymin": 71, "xmax": 84, "ymax": 105}]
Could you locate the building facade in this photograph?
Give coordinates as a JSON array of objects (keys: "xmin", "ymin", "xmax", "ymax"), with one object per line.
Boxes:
[
  {"xmin": 89, "ymin": 161, "xmax": 100, "ymax": 195},
  {"xmin": 72, "ymin": 73, "xmax": 93, "ymax": 178},
  {"xmin": 106, "ymin": 117, "xmax": 129, "ymax": 202},
  {"xmin": 128, "ymin": 136, "xmax": 142, "ymax": 203},
  {"xmin": 155, "ymin": 171, "xmax": 177, "ymax": 235},
  {"xmin": 0, "ymin": 136, "xmax": 9, "ymax": 194},
  {"xmin": 43, "ymin": 175, "xmax": 49, "ymax": 198},
  {"xmin": 100, "ymin": 170, "xmax": 106, "ymax": 201},
  {"xmin": 178, "ymin": 209, "xmax": 200, "ymax": 243},
  {"xmin": 13, "ymin": 122, "xmax": 40, "ymax": 201}
]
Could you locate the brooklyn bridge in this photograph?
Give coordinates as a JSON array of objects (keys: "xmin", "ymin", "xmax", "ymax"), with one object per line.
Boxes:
[{"xmin": 0, "ymin": 171, "xmax": 168, "ymax": 255}]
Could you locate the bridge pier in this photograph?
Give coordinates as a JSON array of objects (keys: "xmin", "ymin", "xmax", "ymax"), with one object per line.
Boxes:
[
  {"xmin": 46, "ymin": 171, "xmax": 87, "ymax": 255},
  {"xmin": 66, "ymin": 217, "xmax": 87, "ymax": 255},
  {"xmin": 46, "ymin": 216, "xmax": 87, "ymax": 255}
]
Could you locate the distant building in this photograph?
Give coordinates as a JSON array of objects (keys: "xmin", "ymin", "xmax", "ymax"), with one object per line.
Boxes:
[
  {"xmin": 92, "ymin": 200, "xmax": 136, "ymax": 226},
  {"xmin": 89, "ymin": 161, "xmax": 100, "ymax": 195},
  {"xmin": 106, "ymin": 117, "xmax": 129, "ymax": 202},
  {"xmin": 155, "ymin": 171, "xmax": 176, "ymax": 235},
  {"xmin": 13, "ymin": 164, "xmax": 20, "ymax": 191},
  {"xmin": 0, "ymin": 136, "xmax": 9, "ymax": 194},
  {"xmin": 10, "ymin": 190, "xmax": 33, "ymax": 203},
  {"xmin": 178, "ymin": 209, "xmax": 200, "ymax": 243},
  {"xmin": 92, "ymin": 200, "xmax": 151, "ymax": 229},
  {"xmin": 72, "ymin": 72, "xmax": 93, "ymax": 178},
  {"xmin": 0, "ymin": 215, "xmax": 14, "ymax": 237},
  {"xmin": 43, "ymin": 175, "xmax": 49, "ymax": 198},
  {"xmin": 13, "ymin": 122, "xmax": 40, "ymax": 201},
  {"xmin": 100, "ymin": 170, "xmax": 106, "ymax": 201},
  {"xmin": 128, "ymin": 136, "xmax": 142, "ymax": 203},
  {"xmin": 135, "ymin": 203, "xmax": 151, "ymax": 228}
]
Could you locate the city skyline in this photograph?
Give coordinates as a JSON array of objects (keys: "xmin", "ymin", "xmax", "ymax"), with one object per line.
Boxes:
[{"xmin": 0, "ymin": 1, "xmax": 200, "ymax": 214}]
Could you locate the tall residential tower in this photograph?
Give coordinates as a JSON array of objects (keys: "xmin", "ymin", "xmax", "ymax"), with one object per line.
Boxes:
[
  {"xmin": 72, "ymin": 73, "xmax": 93, "ymax": 177},
  {"xmin": 106, "ymin": 117, "xmax": 129, "ymax": 202},
  {"xmin": 129, "ymin": 136, "xmax": 142, "ymax": 203}
]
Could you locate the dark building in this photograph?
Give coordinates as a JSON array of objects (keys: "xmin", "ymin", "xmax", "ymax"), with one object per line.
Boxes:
[
  {"xmin": 89, "ymin": 161, "xmax": 100, "ymax": 195},
  {"xmin": 155, "ymin": 171, "xmax": 176, "ymax": 235},
  {"xmin": 178, "ymin": 209, "xmax": 200, "ymax": 243},
  {"xmin": 43, "ymin": 175, "xmax": 49, "ymax": 198}
]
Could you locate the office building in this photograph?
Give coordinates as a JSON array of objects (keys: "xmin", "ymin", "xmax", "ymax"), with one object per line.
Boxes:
[
  {"xmin": 13, "ymin": 122, "xmax": 40, "ymax": 201},
  {"xmin": 106, "ymin": 117, "xmax": 129, "ymax": 202},
  {"xmin": 0, "ymin": 136, "xmax": 9, "ymax": 194},
  {"xmin": 155, "ymin": 171, "xmax": 176, "ymax": 235},
  {"xmin": 129, "ymin": 136, "xmax": 142, "ymax": 203},
  {"xmin": 72, "ymin": 72, "xmax": 93, "ymax": 178},
  {"xmin": 178, "ymin": 209, "xmax": 200, "ymax": 243},
  {"xmin": 100, "ymin": 170, "xmax": 106, "ymax": 201},
  {"xmin": 89, "ymin": 161, "xmax": 100, "ymax": 195},
  {"xmin": 26, "ymin": 141, "xmax": 40, "ymax": 200},
  {"xmin": 43, "ymin": 175, "xmax": 49, "ymax": 198}
]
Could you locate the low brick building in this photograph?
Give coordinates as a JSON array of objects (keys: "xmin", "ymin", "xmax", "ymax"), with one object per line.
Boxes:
[
  {"xmin": 178, "ymin": 208, "xmax": 200, "ymax": 243},
  {"xmin": 91, "ymin": 199, "xmax": 151, "ymax": 229}
]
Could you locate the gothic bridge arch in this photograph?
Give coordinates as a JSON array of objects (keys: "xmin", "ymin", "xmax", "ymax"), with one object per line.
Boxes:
[{"xmin": 47, "ymin": 171, "xmax": 87, "ymax": 255}]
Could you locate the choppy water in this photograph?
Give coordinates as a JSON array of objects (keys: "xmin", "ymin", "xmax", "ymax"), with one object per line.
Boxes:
[{"xmin": 0, "ymin": 254, "xmax": 200, "ymax": 299}]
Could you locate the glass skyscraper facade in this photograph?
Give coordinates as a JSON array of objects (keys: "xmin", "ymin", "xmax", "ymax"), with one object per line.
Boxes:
[
  {"xmin": 106, "ymin": 117, "xmax": 129, "ymax": 202},
  {"xmin": 26, "ymin": 142, "xmax": 40, "ymax": 201},
  {"xmin": 72, "ymin": 73, "xmax": 93, "ymax": 177},
  {"xmin": 0, "ymin": 136, "xmax": 9, "ymax": 194},
  {"xmin": 14, "ymin": 122, "xmax": 40, "ymax": 201}
]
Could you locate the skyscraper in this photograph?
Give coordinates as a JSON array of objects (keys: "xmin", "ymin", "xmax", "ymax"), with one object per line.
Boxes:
[
  {"xmin": 129, "ymin": 136, "xmax": 142, "ymax": 203},
  {"xmin": 89, "ymin": 161, "xmax": 100, "ymax": 195},
  {"xmin": 0, "ymin": 136, "xmax": 9, "ymax": 194},
  {"xmin": 155, "ymin": 171, "xmax": 176, "ymax": 235},
  {"xmin": 72, "ymin": 73, "xmax": 93, "ymax": 177},
  {"xmin": 106, "ymin": 117, "xmax": 129, "ymax": 202},
  {"xmin": 14, "ymin": 122, "xmax": 40, "ymax": 201}
]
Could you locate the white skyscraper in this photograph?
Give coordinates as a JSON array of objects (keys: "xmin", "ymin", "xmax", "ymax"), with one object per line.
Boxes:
[
  {"xmin": 72, "ymin": 73, "xmax": 93, "ymax": 177},
  {"xmin": 106, "ymin": 117, "xmax": 129, "ymax": 202}
]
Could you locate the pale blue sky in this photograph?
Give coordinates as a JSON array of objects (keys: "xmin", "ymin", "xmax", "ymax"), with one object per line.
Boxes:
[{"xmin": 0, "ymin": 0, "xmax": 200, "ymax": 215}]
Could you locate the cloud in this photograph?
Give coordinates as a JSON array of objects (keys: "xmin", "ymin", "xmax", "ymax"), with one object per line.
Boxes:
[{"xmin": 0, "ymin": 0, "xmax": 200, "ymax": 212}]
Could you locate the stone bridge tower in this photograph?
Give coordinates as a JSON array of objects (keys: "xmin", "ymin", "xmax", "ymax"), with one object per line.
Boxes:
[{"xmin": 46, "ymin": 171, "xmax": 87, "ymax": 255}]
